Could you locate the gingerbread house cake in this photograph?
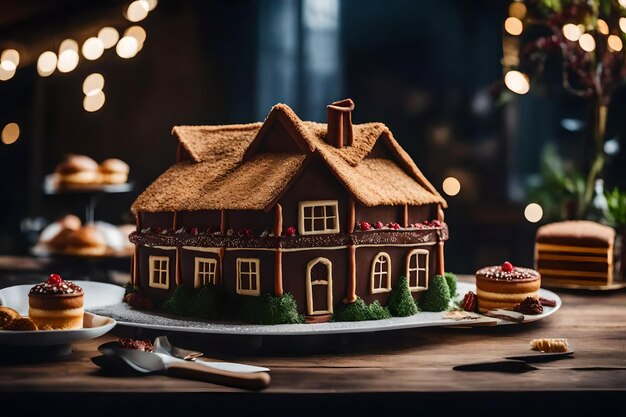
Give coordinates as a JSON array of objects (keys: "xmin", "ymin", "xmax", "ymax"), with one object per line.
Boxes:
[{"xmin": 129, "ymin": 99, "xmax": 448, "ymax": 322}]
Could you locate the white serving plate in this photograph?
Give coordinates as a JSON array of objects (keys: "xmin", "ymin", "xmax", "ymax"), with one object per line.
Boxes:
[
  {"xmin": 0, "ymin": 281, "xmax": 123, "ymax": 346},
  {"xmin": 90, "ymin": 281, "xmax": 562, "ymax": 336}
]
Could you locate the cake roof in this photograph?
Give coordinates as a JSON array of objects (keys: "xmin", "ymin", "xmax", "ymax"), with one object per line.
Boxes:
[{"xmin": 132, "ymin": 103, "xmax": 446, "ymax": 213}]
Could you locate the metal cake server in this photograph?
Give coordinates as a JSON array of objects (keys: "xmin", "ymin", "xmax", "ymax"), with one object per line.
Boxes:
[
  {"xmin": 97, "ymin": 343, "xmax": 270, "ymax": 390},
  {"xmin": 153, "ymin": 336, "xmax": 270, "ymax": 374}
]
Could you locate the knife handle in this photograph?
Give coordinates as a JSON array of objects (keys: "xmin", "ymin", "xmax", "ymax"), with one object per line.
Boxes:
[{"xmin": 166, "ymin": 362, "xmax": 271, "ymax": 390}]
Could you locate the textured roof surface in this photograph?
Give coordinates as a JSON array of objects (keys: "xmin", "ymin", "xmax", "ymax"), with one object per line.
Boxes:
[{"xmin": 132, "ymin": 103, "xmax": 446, "ymax": 212}]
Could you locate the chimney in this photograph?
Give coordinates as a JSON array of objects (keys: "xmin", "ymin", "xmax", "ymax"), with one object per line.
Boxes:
[{"xmin": 326, "ymin": 98, "xmax": 355, "ymax": 148}]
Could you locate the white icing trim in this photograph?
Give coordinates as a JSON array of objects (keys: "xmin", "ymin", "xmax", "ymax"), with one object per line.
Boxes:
[
  {"xmin": 182, "ymin": 246, "xmax": 222, "ymax": 253},
  {"xmin": 298, "ymin": 200, "xmax": 340, "ymax": 235},
  {"xmin": 148, "ymin": 255, "xmax": 170, "ymax": 290},
  {"xmin": 152, "ymin": 246, "xmax": 177, "ymax": 250},
  {"xmin": 406, "ymin": 249, "xmax": 429, "ymax": 292},
  {"xmin": 194, "ymin": 257, "xmax": 218, "ymax": 288},
  {"xmin": 236, "ymin": 258, "xmax": 261, "ymax": 296},
  {"xmin": 370, "ymin": 252, "xmax": 392, "ymax": 294},
  {"xmin": 306, "ymin": 257, "xmax": 333, "ymax": 315}
]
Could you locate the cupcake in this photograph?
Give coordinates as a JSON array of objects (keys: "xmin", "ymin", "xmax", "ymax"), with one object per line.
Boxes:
[
  {"xmin": 28, "ymin": 274, "xmax": 84, "ymax": 330},
  {"xmin": 475, "ymin": 261, "xmax": 541, "ymax": 313}
]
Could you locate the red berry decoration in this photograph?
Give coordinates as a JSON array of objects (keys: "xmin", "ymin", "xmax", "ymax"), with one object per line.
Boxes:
[
  {"xmin": 431, "ymin": 220, "xmax": 442, "ymax": 227},
  {"xmin": 191, "ymin": 227, "xmax": 199, "ymax": 235},
  {"xmin": 374, "ymin": 221, "xmax": 384, "ymax": 229},
  {"xmin": 461, "ymin": 291, "xmax": 477, "ymax": 312},
  {"xmin": 47, "ymin": 274, "xmax": 63, "ymax": 285},
  {"xmin": 391, "ymin": 222, "xmax": 401, "ymax": 230},
  {"xmin": 501, "ymin": 261, "xmax": 514, "ymax": 272},
  {"xmin": 359, "ymin": 221, "xmax": 371, "ymax": 231},
  {"xmin": 285, "ymin": 226, "xmax": 296, "ymax": 237}
]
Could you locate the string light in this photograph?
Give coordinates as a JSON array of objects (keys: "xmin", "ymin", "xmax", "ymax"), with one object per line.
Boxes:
[
  {"xmin": 125, "ymin": 26, "xmax": 147, "ymax": 51},
  {"xmin": 579, "ymin": 33, "xmax": 596, "ymax": 52},
  {"xmin": 1, "ymin": 122, "xmax": 20, "ymax": 145},
  {"xmin": 0, "ymin": 66, "xmax": 15, "ymax": 81},
  {"xmin": 524, "ymin": 203, "xmax": 543, "ymax": 223},
  {"xmin": 83, "ymin": 73, "xmax": 105, "ymax": 96},
  {"xmin": 0, "ymin": 49, "xmax": 19, "ymax": 71},
  {"xmin": 116, "ymin": 36, "xmax": 139, "ymax": 58},
  {"xmin": 597, "ymin": 19, "xmax": 609, "ymax": 35},
  {"xmin": 504, "ymin": 70, "xmax": 530, "ymax": 95},
  {"xmin": 98, "ymin": 27, "xmax": 120, "ymax": 49},
  {"xmin": 608, "ymin": 35, "xmax": 623, "ymax": 52},
  {"xmin": 37, "ymin": 51, "xmax": 57, "ymax": 77},
  {"xmin": 125, "ymin": 1, "xmax": 149, "ymax": 22},
  {"xmin": 82, "ymin": 37, "xmax": 104, "ymax": 60},
  {"xmin": 83, "ymin": 90, "xmax": 106, "ymax": 112},
  {"xmin": 57, "ymin": 39, "xmax": 79, "ymax": 73},
  {"xmin": 563, "ymin": 23, "xmax": 582, "ymax": 41},
  {"xmin": 442, "ymin": 177, "xmax": 461, "ymax": 196},
  {"xmin": 508, "ymin": 2, "xmax": 526, "ymax": 19},
  {"xmin": 504, "ymin": 17, "xmax": 523, "ymax": 36}
]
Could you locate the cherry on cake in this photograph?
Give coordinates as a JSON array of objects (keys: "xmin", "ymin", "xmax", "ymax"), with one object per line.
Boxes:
[{"xmin": 128, "ymin": 99, "xmax": 450, "ymax": 323}]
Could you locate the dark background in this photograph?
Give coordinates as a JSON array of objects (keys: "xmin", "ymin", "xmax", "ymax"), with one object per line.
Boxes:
[{"xmin": 0, "ymin": 0, "xmax": 624, "ymax": 274}]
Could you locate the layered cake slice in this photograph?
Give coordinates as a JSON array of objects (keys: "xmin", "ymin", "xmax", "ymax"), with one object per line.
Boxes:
[{"xmin": 535, "ymin": 221, "xmax": 615, "ymax": 287}]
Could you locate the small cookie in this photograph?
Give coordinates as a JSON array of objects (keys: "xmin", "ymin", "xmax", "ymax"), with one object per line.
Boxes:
[
  {"xmin": 0, "ymin": 306, "xmax": 20, "ymax": 329},
  {"xmin": 4, "ymin": 317, "xmax": 38, "ymax": 331},
  {"xmin": 530, "ymin": 338, "xmax": 569, "ymax": 353}
]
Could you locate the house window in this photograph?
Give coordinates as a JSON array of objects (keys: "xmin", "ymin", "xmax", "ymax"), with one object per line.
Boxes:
[
  {"xmin": 149, "ymin": 256, "xmax": 170, "ymax": 289},
  {"xmin": 194, "ymin": 257, "xmax": 218, "ymax": 288},
  {"xmin": 370, "ymin": 252, "xmax": 392, "ymax": 294},
  {"xmin": 236, "ymin": 258, "xmax": 260, "ymax": 296},
  {"xmin": 298, "ymin": 200, "xmax": 340, "ymax": 235},
  {"xmin": 406, "ymin": 249, "xmax": 429, "ymax": 292}
]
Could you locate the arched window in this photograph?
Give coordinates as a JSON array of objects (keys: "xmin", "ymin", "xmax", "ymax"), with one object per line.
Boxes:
[
  {"xmin": 406, "ymin": 249, "xmax": 429, "ymax": 292},
  {"xmin": 370, "ymin": 252, "xmax": 391, "ymax": 294}
]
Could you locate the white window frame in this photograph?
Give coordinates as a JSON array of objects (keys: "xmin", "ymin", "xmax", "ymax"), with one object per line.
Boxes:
[
  {"xmin": 148, "ymin": 255, "xmax": 170, "ymax": 289},
  {"xmin": 305, "ymin": 257, "xmax": 333, "ymax": 315},
  {"xmin": 298, "ymin": 200, "xmax": 340, "ymax": 235},
  {"xmin": 370, "ymin": 252, "xmax": 392, "ymax": 294},
  {"xmin": 236, "ymin": 258, "xmax": 260, "ymax": 296},
  {"xmin": 406, "ymin": 249, "xmax": 429, "ymax": 292},
  {"xmin": 194, "ymin": 257, "xmax": 218, "ymax": 288}
]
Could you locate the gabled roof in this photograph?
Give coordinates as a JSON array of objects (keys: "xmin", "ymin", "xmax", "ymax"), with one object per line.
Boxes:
[{"xmin": 132, "ymin": 103, "xmax": 446, "ymax": 213}]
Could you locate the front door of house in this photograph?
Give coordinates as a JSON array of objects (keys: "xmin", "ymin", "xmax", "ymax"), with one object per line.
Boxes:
[{"xmin": 306, "ymin": 257, "xmax": 333, "ymax": 315}]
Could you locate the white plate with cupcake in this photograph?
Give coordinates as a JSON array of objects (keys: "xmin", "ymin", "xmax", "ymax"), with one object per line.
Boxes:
[{"xmin": 0, "ymin": 275, "xmax": 123, "ymax": 346}]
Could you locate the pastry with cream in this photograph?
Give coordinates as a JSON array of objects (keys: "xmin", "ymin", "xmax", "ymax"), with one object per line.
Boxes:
[
  {"xmin": 475, "ymin": 261, "xmax": 541, "ymax": 313},
  {"xmin": 28, "ymin": 274, "xmax": 84, "ymax": 330}
]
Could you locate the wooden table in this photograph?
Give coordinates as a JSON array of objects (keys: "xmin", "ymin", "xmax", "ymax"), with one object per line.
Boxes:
[{"xmin": 1, "ymin": 276, "xmax": 626, "ymax": 417}]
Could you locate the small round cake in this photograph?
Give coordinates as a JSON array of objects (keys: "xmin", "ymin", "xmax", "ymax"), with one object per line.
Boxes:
[
  {"xmin": 475, "ymin": 262, "xmax": 541, "ymax": 313},
  {"xmin": 28, "ymin": 274, "xmax": 84, "ymax": 330},
  {"xmin": 55, "ymin": 155, "xmax": 100, "ymax": 185},
  {"xmin": 99, "ymin": 158, "xmax": 129, "ymax": 184}
]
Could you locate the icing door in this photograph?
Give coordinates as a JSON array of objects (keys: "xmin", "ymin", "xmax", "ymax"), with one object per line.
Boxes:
[{"xmin": 306, "ymin": 257, "xmax": 333, "ymax": 315}]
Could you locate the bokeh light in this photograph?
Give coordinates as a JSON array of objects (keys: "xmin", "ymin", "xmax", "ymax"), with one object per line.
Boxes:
[
  {"xmin": 98, "ymin": 27, "xmax": 120, "ymax": 49},
  {"xmin": 579, "ymin": 33, "xmax": 596, "ymax": 52},
  {"xmin": 0, "ymin": 49, "xmax": 19, "ymax": 71},
  {"xmin": 563, "ymin": 23, "xmax": 582, "ymax": 41},
  {"xmin": 82, "ymin": 37, "xmax": 105, "ymax": 60},
  {"xmin": 37, "ymin": 51, "xmax": 57, "ymax": 77},
  {"xmin": 1, "ymin": 122, "xmax": 20, "ymax": 145},
  {"xmin": 524, "ymin": 203, "xmax": 543, "ymax": 223},
  {"xmin": 116, "ymin": 36, "xmax": 139, "ymax": 58},
  {"xmin": 504, "ymin": 70, "xmax": 530, "ymax": 95},
  {"xmin": 83, "ymin": 91, "xmax": 106, "ymax": 112},
  {"xmin": 125, "ymin": 0, "xmax": 149, "ymax": 22},
  {"xmin": 608, "ymin": 35, "xmax": 623, "ymax": 52},
  {"xmin": 504, "ymin": 17, "xmax": 523, "ymax": 36},
  {"xmin": 442, "ymin": 177, "xmax": 461, "ymax": 196},
  {"xmin": 83, "ymin": 73, "xmax": 105, "ymax": 96}
]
